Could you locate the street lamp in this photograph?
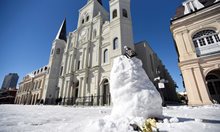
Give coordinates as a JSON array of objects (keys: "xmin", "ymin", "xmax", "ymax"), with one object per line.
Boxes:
[{"xmin": 154, "ymin": 68, "xmax": 168, "ymax": 107}]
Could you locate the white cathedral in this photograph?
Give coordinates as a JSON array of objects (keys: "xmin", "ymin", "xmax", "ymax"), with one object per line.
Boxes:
[{"xmin": 15, "ymin": 0, "xmax": 177, "ymax": 105}]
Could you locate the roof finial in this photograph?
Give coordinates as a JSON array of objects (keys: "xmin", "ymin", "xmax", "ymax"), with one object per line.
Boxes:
[{"xmin": 182, "ymin": 0, "xmax": 204, "ymax": 15}]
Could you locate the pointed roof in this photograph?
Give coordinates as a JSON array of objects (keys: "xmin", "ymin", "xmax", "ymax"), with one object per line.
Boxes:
[
  {"xmin": 55, "ymin": 18, "xmax": 67, "ymax": 42},
  {"xmin": 97, "ymin": 0, "xmax": 102, "ymax": 5},
  {"xmin": 87, "ymin": 0, "xmax": 102, "ymax": 5}
]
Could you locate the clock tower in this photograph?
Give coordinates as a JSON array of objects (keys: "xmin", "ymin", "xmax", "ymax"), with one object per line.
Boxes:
[{"xmin": 109, "ymin": 0, "xmax": 134, "ymax": 58}]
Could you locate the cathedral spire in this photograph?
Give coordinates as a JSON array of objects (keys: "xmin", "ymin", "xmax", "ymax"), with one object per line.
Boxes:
[
  {"xmin": 55, "ymin": 18, "xmax": 67, "ymax": 42},
  {"xmin": 88, "ymin": 0, "xmax": 102, "ymax": 5},
  {"xmin": 97, "ymin": 0, "xmax": 102, "ymax": 5}
]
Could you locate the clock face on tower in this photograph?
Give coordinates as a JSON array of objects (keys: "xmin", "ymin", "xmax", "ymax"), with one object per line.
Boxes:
[
  {"xmin": 79, "ymin": 27, "xmax": 88, "ymax": 43},
  {"xmin": 79, "ymin": 28, "xmax": 87, "ymax": 40},
  {"xmin": 81, "ymin": 29, "xmax": 86, "ymax": 37}
]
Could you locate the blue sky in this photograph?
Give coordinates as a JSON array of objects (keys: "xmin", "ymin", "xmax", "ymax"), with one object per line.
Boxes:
[{"xmin": 0, "ymin": 0, "xmax": 184, "ymax": 91}]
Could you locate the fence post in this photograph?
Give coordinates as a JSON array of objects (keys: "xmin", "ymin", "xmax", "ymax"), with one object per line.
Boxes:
[{"xmin": 91, "ymin": 95, "xmax": 93, "ymax": 106}]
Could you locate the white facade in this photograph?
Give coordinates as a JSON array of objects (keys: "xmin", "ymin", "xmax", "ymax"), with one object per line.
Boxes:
[
  {"xmin": 58, "ymin": 0, "xmax": 134, "ymax": 105},
  {"xmin": 16, "ymin": 0, "xmax": 177, "ymax": 105}
]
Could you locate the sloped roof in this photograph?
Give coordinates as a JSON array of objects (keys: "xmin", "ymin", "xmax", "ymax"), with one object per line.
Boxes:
[{"xmin": 173, "ymin": 0, "xmax": 216, "ymax": 19}]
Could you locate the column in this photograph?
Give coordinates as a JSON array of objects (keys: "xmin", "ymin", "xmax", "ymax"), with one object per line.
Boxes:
[
  {"xmin": 78, "ymin": 78, "xmax": 81, "ymax": 97},
  {"xmin": 82, "ymin": 48, "xmax": 86, "ymax": 69},
  {"xmin": 80, "ymin": 78, "xmax": 86, "ymax": 97},
  {"xmin": 68, "ymin": 54, "xmax": 73, "ymax": 73},
  {"xmin": 174, "ymin": 33, "xmax": 188, "ymax": 61},
  {"xmin": 67, "ymin": 81, "xmax": 71, "ymax": 98},
  {"xmin": 62, "ymin": 81, "xmax": 67, "ymax": 104},
  {"xmin": 64, "ymin": 81, "xmax": 68, "ymax": 98},
  {"xmin": 193, "ymin": 67, "xmax": 212, "ymax": 104},
  {"xmin": 182, "ymin": 31, "xmax": 195, "ymax": 54},
  {"xmin": 66, "ymin": 55, "xmax": 70, "ymax": 74},
  {"xmin": 182, "ymin": 68, "xmax": 203, "ymax": 105},
  {"xmin": 58, "ymin": 80, "xmax": 64, "ymax": 98}
]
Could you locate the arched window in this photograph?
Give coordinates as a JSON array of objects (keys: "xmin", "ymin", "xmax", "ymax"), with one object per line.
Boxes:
[
  {"xmin": 192, "ymin": 29, "xmax": 220, "ymax": 56},
  {"xmin": 56, "ymin": 48, "xmax": 60, "ymax": 54},
  {"xmin": 122, "ymin": 9, "xmax": 128, "ymax": 18},
  {"xmin": 86, "ymin": 16, "xmax": 90, "ymax": 22},
  {"xmin": 104, "ymin": 49, "xmax": 108, "ymax": 63},
  {"xmin": 82, "ymin": 19, "xmax": 85, "ymax": 24},
  {"xmin": 193, "ymin": 30, "xmax": 219, "ymax": 47},
  {"xmin": 113, "ymin": 37, "xmax": 119, "ymax": 50},
  {"xmin": 113, "ymin": 10, "xmax": 117, "ymax": 19}
]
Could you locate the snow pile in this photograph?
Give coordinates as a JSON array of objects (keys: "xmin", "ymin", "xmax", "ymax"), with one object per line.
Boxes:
[
  {"xmin": 110, "ymin": 56, "xmax": 162, "ymax": 118},
  {"xmin": 84, "ymin": 56, "xmax": 162, "ymax": 131}
]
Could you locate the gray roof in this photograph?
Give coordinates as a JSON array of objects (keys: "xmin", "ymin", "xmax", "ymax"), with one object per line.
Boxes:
[{"xmin": 173, "ymin": 0, "xmax": 216, "ymax": 19}]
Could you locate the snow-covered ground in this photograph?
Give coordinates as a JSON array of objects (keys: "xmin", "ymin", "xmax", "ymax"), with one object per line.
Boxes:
[{"xmin": 0, "ymin": 105, "xmax": 220, "ymax": 132}]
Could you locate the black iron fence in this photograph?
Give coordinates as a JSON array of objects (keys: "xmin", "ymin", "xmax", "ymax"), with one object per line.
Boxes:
[{"xmin": 44, "ymin": 95, "xmax": 111, "ymax": 106}]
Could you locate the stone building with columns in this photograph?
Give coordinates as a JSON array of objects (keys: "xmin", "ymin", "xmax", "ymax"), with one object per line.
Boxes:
[
  {"xmin": 58, "ymin": 0, "xmax": 178, "ymax": 105},
  {"xmin": 15, "ymin": 0, "xmax": 178, "ymax": 105},
  {"xmin": 58, "ymin": 0, "xmax": 135, "ymax": 105},
  {"xmin": 15, "ymin": 66, "xmax": 48, "ymax": 105},
  {"xmin": 170, "ymin": 0, "xmax": 220, "ymax": 105}
]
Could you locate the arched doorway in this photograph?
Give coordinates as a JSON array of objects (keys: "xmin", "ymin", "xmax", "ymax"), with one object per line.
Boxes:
[
  {"xmin": 206, "ymin": 70, "xmax": 220, "ymax": 103},
  {"xmin": 102, "ymin": 79, "xmax": 110, "ymax": 106},
  {"xmin": 73, "ymin": 81, "xmax": 79, "ymax": 105}
]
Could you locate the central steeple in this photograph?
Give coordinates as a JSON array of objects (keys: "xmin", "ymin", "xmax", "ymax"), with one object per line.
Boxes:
[
  {"xmin": 88, "ymin": 0, "xmax": 102, "ymax": 5},
  {"xmin": 55, "ymin": 19, "xmax": 67, "ymax": 42}
]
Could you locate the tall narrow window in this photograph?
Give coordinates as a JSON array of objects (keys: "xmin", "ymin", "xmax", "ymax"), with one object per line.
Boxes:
[
  {"xmin": 35, "ymin": 81, "xmax": 38, "ymax": 90},
  {"xmin": 113, "ymin": 10, "xmax": 117, "ymax": 19},
  {"xmin": 122, "ymin": 9, "xmax": 128, "ymax": 18},
  {"xmin": 113, "ymin": 37, "xmax": 119, "ymax": 50},
  {"xmin": 82, "ymin": 19, "xmax": 85, "ymax": 24},
  {"xmin": 104, "ymin": 49, "xmax": 108, "ymax": 63},
  {"xmin": 60, "ymin": 66, "xmax": 63, "ymax": 76},
  {"xmin": 56, "ymin": 48, "xmax": 60, "ymax": 54},
  {"xmin": 214, "ymin": 34, "xmax": 220, "ymax": 42},
  {"xmin": 77, "ymin": 61, "xmax": 80, "ymax": 70},
  {"xmin": 86, "ymin": 16, "xmax": 89, "ymax": 22}
]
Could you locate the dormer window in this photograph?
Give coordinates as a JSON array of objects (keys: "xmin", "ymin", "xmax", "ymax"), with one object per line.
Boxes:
[
  {"xmin": 183, "ymin": 0, "xmax": 204, "ymax": 15},
  {"xmin": 192, "ymin": 29, "xmax": 220, "ymax": 56}
]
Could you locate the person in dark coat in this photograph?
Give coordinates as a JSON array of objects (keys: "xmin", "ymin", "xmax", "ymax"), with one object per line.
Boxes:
[{"xmin": 124, "ymin": 46, "xmax": 137, "ymax": 59}]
